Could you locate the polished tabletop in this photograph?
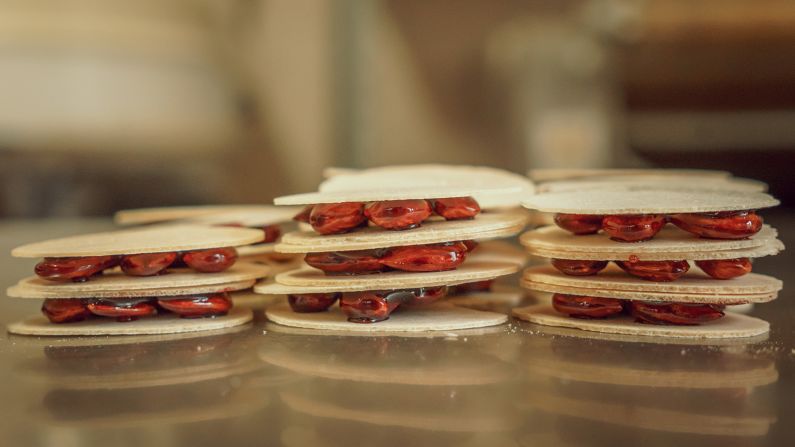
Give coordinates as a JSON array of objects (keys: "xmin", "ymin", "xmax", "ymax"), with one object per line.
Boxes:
[{"xmin": 0, "ymin": 216, "xmax": 793, "ymax": 447}]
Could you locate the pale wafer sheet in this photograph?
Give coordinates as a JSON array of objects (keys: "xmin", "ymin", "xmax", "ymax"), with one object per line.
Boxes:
[
  {"xmin": 520, "ymin": 225, "xmax": 783, "ymax": 261},
  {"xmin": 318, "ymin": 164, "xmax": 535, "ymax": 208},
  {"xmin": 7, "ymin": 262, "xmax": 269, "ymax": 298},
  {"xmin": 528, "ymin": 168, "xmax": 731, "ymax": 182},
  {"xmin": 275, "ymin": 209, "xmax": 528, "ymax": 252},
  {"xmin": 236, "ymin": 243, "xmax": 275, "ymax": 256},
  {"xmin": 114, "ymin": 205, "xmax": 287, "ymax": 225},
  {"xmin": 181, "ymin": 206, "xmax": 299, "ymax": 227},
  {"xmin": 538, "ymin": 176, "xmax": 767, "ymax": 194},
  {"xmin": 266, "ymin": 302, "xmax": 507, "ymax": 333},
  {"xmin": 521, "ymin": 279, "xmax": 777, "ymax": 304},
  {"xmin": 7, "ymin": 306, "xmax": 253, "ymax": 336},
  {"xmin": 264, "ymin": 261, "xmax": 519, "ymax": 291},
  {"xmin": 513, "ymin": 304, "xmax": 770, "ymax": 339},
  {"xmin": 522, "ymin": 190, "xmax": 779, "ymax": 214},
  {"xmin": 12, "ymin": 225, "xmax": 265, "ymax": 257},
  {"xmin": 274, "ymin": 185, "xmax": 521, "ymax": 206},
  {"xmin": 523, "ymin": 264, "xmax": 782, "ymax": 296},
  {"xmin": 8, "ymin": 279, "xmax": 257, "ymax": 299}
]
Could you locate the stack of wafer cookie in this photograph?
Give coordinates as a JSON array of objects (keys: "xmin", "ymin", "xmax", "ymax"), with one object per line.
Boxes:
[
  {"xmin": 6, "ymin": 225, "xmax": 269, "ymax": 336},
  {"xmin": 514, "ymin": 188, "xmax": 784, "ymax": 339},
  {"xmin": 255, "ymin": 172, "xmax": 531, "ymax": 332}
]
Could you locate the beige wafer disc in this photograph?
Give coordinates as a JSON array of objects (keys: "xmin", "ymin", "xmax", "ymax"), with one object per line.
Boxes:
[
  {"xmin": 7, "ymin": 306, "xmax": 253, "ymax": 336},
  {"xmin": 512, "ymin": 304, "xmax": 770, "ymax": 339},
  {"xmin": 538, "ymin": 176, "xmax": 768, "ymax": 194},
  {"xmin": 181, "ymin": 207, "xmax": 299, "ymax": 227},
  {"xmin": 266, "ymin": 302, "xmax": 507, "ymax": 333},
  {"xmin": 528, "ymin": 168, "xmax": 731, "ymax": 182},
  {"xmin": 523, "ymin": 264, "xmax": 782, "ymax": 298},
  {"xmin": 318, "ymin": 164, "xmax": 535, "ymax": 208},
  {"xmin": 276, "ymin": 209, "xmax": 528, "ymax": 252},
  {"xmin": 274, "ymin": 185, "xmax": 521, "ymax": 206},
  {"xmin": 12, "ymin": 225, "xmax": 265, "ymax": 257},
  {"xmin": 261, "ymin": 261, "xmax": 519, "ymax": 292},
  {"xmin": 522, "ymin": 190, "xmax": 779, "ymax": 214},
  {"xmin": 236, "ymin": 243, "xmax": 275, "ymax": 256},
  {"xmin": 7, "ymin": 262, "xmax": 269, "ymax": 298},
  {"xmin": 521, "ymin": 225, "xmax": 783, "ymax": 261},
  {"xmin": 522, "ymin": 279, "xmax": 777, "ymax": 304},
  {"xmin": 114, "ymin": 205, "xmax": 292, "ymax": 225}
]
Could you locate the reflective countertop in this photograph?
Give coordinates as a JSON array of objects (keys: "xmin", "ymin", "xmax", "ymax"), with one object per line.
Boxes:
[{"xmin": 1, "ymin": 217, "xmax": 793, "ymax": 447}]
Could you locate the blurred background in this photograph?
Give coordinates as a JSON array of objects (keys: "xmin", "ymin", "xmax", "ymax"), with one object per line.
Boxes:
[{"xmin": 1, "ymin": 0, "xmax": 795, "ymax": 217}]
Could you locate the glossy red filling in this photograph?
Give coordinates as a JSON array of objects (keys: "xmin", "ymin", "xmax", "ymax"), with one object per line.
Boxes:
[
  {"xmin": 364, "ymin": 199, "xmax": 433, "ymax": 230},
  {"xmin": 298, "ymin": 197, "xmax": 481, "ymax": 234},
  {"xmin": 309, "ymin": 202, "xmax": 367, "ymax": 235},
  {"xmin": 157, "ymin": 293, "xmax": 232, "ymax": 318},
  {"xmin": 120, "ymin": 252, "xmax": 177, "ymax": 276},
  {"xmin": 86, "ymin": 299, "xmax": 158, "ymax": 322},
  {"xmin": 35, "ymin": 256, "xmax": 120, "ymax": 282},
  {"xmin": 433, "ymin": 197, "xmax": 481, "ymax": 220},
  {"xmin": 41, "ymin": 299, "xmax": 92, "ymax": 323},
  {"xmin": 602, "ymin": 214, "xmax": 665, "ymax": 242},
  {"xmin": 615, "ymin": 260, "xmax": 690, "ymax": 282},
  {"xmin": 551, "ymin": 259, "xmax": 608, "ymax": 276},
  {"xmin": 402, "ymin": 286, "xmax": 448, "ymax": 306},
  {"xmin": 696, "ymin": 258, "xmax": 752, "ymax": 280},
  {"xmin": 554, "ymin": 214, "xmax": 603, "ymax": 235},
  {"xmin": 288, "ymin": 292, "xmax": 341, "ymax": 313},
  {"xmin": 340, "ymin": 290, "xmax": 413, "ymax": 323},
  {"xmin": 670, "ymin": 211, "xmax": 762, "ymax": 239},
  {"xmin": 551, "ymin": 293, "xmax": 727, "ymax": 325},
  {"xmin": 305, "ymin": 241, "xmax": 471, "ymax": 275},
  {"xmin": 181, "ymin": 247, "xmax": 238, "ymax": 273},
  {"xmin": 630, "ymin": 301, "xmax": 725, "ymax": 325},
  {"xmin": 552, "ymin": 294, "xmax": 625, "ymax": 319}
]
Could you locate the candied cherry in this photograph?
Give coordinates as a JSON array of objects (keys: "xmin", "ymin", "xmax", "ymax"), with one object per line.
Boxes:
[
  {"xmin": 615, "ymin": 260, "xmax": 690, "ymax": 282},
  {"xmin": 120, "ymin": 252, "xmax": 177, "ymax": 276},
  {"xmin": 288, "ymin": 292, "xmax": 341, "ymax": 312},
  {"xmin": 404, "ymin": 286, "xmax": 448, "ymax": 306},
  {"xmin": 340, "ymin": 290, "xmax": 413, "ymax": 323},
  {"xmin": 602, "ymin": 214, "xmax": 665, "ymax": 242},
  {"xmin": 87, "ymin": 299, "xmax": 157, "ymax": 322},
  {"xmin": 670, "ymin": 211, "xmax": 762, "ymax": 240},
  {"xmin": 552, "ymin": 293, "xmax": 625, "ymax": 319},
  {"xmin": 304, "ymin": 250, "xmax": 387, "ymax": 275},
  {"xmin": 551, "ymin": 259, "xmax": 608, "ymax": 276},
  {"xmin": 157, "ymin": 293, "xmax": 232, "ymax": 318},
  {"xmin": 182, "ymin": 247, "xmax": 237, "ymax": 273},
  {"xmin": 450, "ymin": 280, "xmax": 494, "ymax": 294},
  {"xmin": 364, "ymin": 200, "xmax": 432, "ymax": 230},
  {"xmin": 630, "ymin": 301, "xmax": 725, "ymax": 325},
  {"xmin": 433, "ymin": 197, "xmax": 481, "ymax": 220},
  {"xmin": 310, "ymin": 202, "xmax": 366, "ymax": 234},
  {"xmin": 35, "ymin": 256, "xmax": 119, "ymax": 282},
  {"xmin": 41, "ymin": 299, "xmax": 92, "ymax": 324},
  {"xmin": 260, "ymin": 224, "xmax": 282, "ymax": 243},
  {"xmin": 293, "ymin": 205, "xmax": 314, "ymax": 223},
  {"xmin": 554, "ymin": 214, "xmax": 603, "ymax": 235},
  {"xmin": 379, "ymin": 242, "xmax": 468, "ymax": 272},
  {"xmin": 463, "ymin": 240, "xmax": 479, "ymax": 252},
  {"xmin": 696, "ymin": 258, "xmax": 752, "ymax": 280}
]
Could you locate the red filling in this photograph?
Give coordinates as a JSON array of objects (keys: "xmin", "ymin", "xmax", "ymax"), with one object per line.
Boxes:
[
  {"xmin": 696, "ymin": 258, "xmax": 753, "ymax": 280},
  {"xmin": 364, "ymin": 199, "xmax": 433, "ymax": 230},
  {"xmin": 602, "ymin": 214, "xmax": 665, "ymax": 242},
  {"xmin": 293, "ymin": 205, "xmax": 313, "ymax": 223},
  {"xmin": 86, "ymin": 299, "xmax": 158, "ymax": 322},
  {"xmin": 340, "ymin": 290, "xmax": 412, "ymax": 323},
  {"xmin": 35, "ymin": 256, "xmax": 119, "ymax": 282},
  {"xmin": 670, "ymin": 211, "xmax": 762, "ymax": 239},
  {"xmin": 630, "ymin": 301, "xmax": 725, "ymax": 325},
  {"xmin": 157, "ymin": 293, "xmax": 232, "ymax": 318},
  {"xmin": 120, "ymin": 252, "xmax": 177, "ymax": 276},
  {"xmin": 551, "ymin": 259, "xmax": 608, "ymax": 276},
  {"xmin": 433, "ymin": 197, "xmax": 481, "ymax": 220},
  {"xmin": 304, "ymin": 250, "xmax": 388, "ymax": 275},
  {"xmin": 181, "ymin": 247, "xmax": 237, "ymax": 273},
  {"xmin": 288, "ymin": 292, "xmax": 341, "ymax": 313},
  {"xmin": 554, "ymin": 214, "xmax": 603, "ymax": 235},
  {"xmin": 41, "ymin": 299, "xmax": 92, "ymax": 323},
  {"xmin": 552, "ymin": 294, "xmax": 625, "ymax": 319},
  {"xmin": 305, "ymin": 241, "xmax": 472, "ymax": 275},
  {"xmin": 615, "ymin": 260, "xmax": 690, "ymax": 282},
  {"xmin": 402, "ymin": 286, "xmax": 448, "ymax": 306},
  {"xmin": 260, "ymin": 224, "xmax": 282, "ymax": 243},
  {"xmin": 309, "ymin": 202, "xmax": 366, "ymax": 235}
]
